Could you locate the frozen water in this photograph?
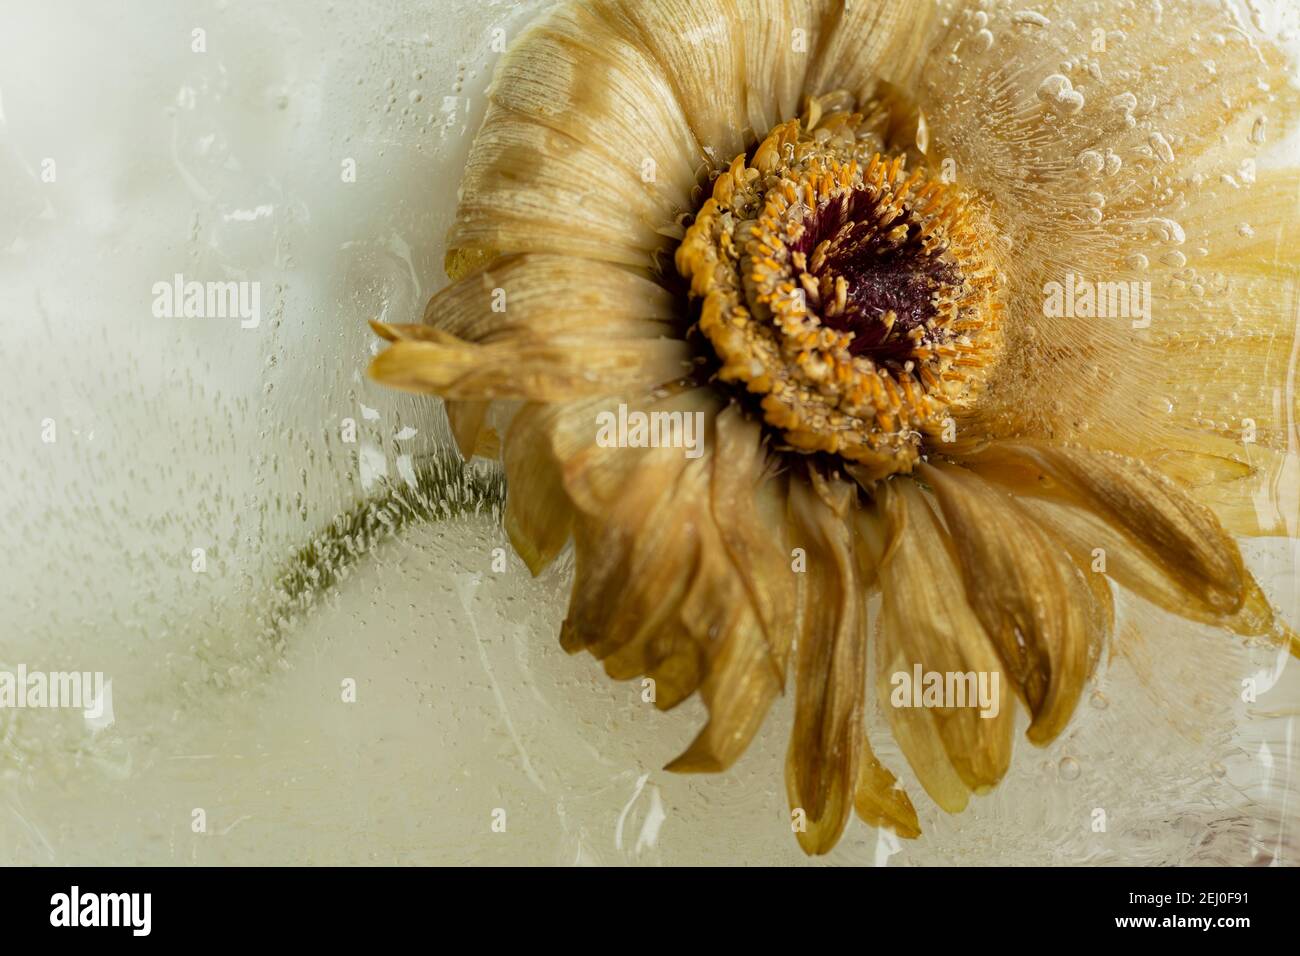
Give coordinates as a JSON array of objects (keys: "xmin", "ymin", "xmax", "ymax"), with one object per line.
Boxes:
[{"xmin": 0, "ymin": 0, "xmax": 1296, "ymax": 864}]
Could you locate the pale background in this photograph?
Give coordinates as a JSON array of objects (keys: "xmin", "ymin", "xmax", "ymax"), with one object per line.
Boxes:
[{"xmin": 0, "ymin": 0, "xmax": 1296, "ymax": 865}]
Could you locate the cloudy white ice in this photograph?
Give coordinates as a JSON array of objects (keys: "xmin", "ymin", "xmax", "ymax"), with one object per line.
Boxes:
[{"xmin": 0, "ymin": 0, "xmax": 1297, "ymax": 864}]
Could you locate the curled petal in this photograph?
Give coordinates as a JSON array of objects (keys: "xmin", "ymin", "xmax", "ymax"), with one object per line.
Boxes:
[
  {"xmin": 785, "ymin": 472, "xmax": 866, "ymax": 854},
  {"xmin": 369, "ymin": 255, "xmax": 690, "ymax": 402},
  {"xmin": 445, "ymin": 0, "xmax": 713, "ymax": 272},
  {"xmin": 367, "ymin": 327, "xmax": 689, "ymax": 402},
  {"xmin": 1024, "ymin": 495, "xmax": 1293, "ymax": 655},
  {"xmin": 449, "ymin": 107, "xmax": 676, "ymax": 270},
  {"xmin": 443, "ymin": 400, "xmax": 497, "ymax": 461},
  {"xmin": 502, "ymin": 403, "xmax": 577, "ymax": 575},
  {"xmin": 422, "ymin": 254, "xmax": 680, "ymax": 342},
  {"xmin": 710, "ymin": 404, "xmax": 796, "ymax": 681},
  {"xmin": 863, "ymin": 479, "xmax": 1015, "ymax": 811},
  {"xmin": 968, "ymin": 442, "xmax": 1248, "ymax": 614},
  {"xmin": 854, "ymin": 741, "xmax": 921, "ymax": 840},
  {"xmin": 919, "ymin": 461, "xmax": 1105, "ymax": 744},
  {"xmin": 543, "ymin": 390, "xmax": 785, "ymax": 771},
  {"xmin": 485, "ymin": 0, "xmax": 702, "ymax": 210}
]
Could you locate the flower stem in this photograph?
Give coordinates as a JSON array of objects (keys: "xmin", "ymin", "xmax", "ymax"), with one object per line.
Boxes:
[{"xmin": 262, "ymin": 453, "xmax": 505, "ymax": 647}]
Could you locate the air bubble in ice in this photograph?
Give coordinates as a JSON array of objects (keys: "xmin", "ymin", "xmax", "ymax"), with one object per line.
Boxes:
[
  {"xmin": 1148, "ymin": 131, "xmax": 1175, "ymax": 164},
  {"xmin": 1077, "ymin": 149, "xmax": 1105, "ymax": 176}
]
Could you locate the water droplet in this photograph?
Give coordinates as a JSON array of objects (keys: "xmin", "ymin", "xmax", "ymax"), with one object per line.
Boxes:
[
  {"xmin": 1237, "ymin": 222, "xmax": 1254, "ymax": 238},
  {"xmin": 1058, "ymin": 757, "xmax": 1081, "ymax": 781},
  {"xmin": 1089, "ymin": 690, "xmax": 1109, "ymax": 709}
]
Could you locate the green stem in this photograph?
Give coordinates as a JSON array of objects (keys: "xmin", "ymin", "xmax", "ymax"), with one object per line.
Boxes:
[{"xmin": 262, "ymin": 453, "xmax": 506, "ymax": 647}]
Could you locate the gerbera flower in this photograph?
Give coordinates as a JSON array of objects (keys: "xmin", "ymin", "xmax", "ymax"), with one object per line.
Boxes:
[{"xmin": 368, "ymin": 0, "xmax": 1300, "ymax": 854}]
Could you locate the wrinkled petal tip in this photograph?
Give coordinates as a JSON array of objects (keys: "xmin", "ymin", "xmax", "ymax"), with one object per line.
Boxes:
[
  {"xmin": 663, "ymin": 736, "xmax": 730, "ymax": 775},
  {"xmin": 855, "ymin": 751, "xmax": 923, "ymax": 839},
  {"xmin": 369, "ymin": 318, "xmax": 399, "ymax": 341},
  {"xmin": 865, "ymin": 808, "xmax": 921, "ymax": 842},
  {"xmin": 662, "ymin": 753, "xmax": 724, "ymax": 774},
  {"xmin": 856, "ymin": 803, "xmax": 922, "ymax": 842},
  {"xmin": 365, "ymin": 344, "xmax": 428, "ymax": 395},
  {"xmin": 505, "ymin": 516, "xmax": 549, "ymax": 578},
  {"xmin": 795, "ymin": 825, "xmax": 848, "ymax": 857},
  {"xmin": 891, "ymin": 816, "xmax": 922, "ymax": 841},
  {"xmin": 1025, "ymin": 720, "xmax": 1064, "ymax": 748},
  {"xmin": 558, "ymin": 620, "xmax": 587, "ymax": 656}
]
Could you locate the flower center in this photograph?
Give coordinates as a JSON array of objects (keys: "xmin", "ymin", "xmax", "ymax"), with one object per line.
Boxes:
[{"xmin": 676, "ymin": 99, "xmax": 1005, "ymax": 480}]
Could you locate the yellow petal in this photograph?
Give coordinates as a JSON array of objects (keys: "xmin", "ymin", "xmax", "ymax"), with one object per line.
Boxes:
[
  {"xmin": 486, "ymin": 0, "xmax": 702, "ymax": 210},
  {"xmin": 367, "ymin": 332, "xmax": 689, "ymax": 401},
  {"xmin": 854, "ymin": 740, "xmax": 921, "ymax": 840},
  {"xmin": 608, "ymin": 0, "xmax": 748, "ymax": 163},
  {"xmin": 1142, "ymin": 439, "xmax": 1298, "ymax": 539},
  {"xmin": 803, "ymin": 0, "xmax": 937, "ymax": 102},
  {"xmin": 665, "ymin": 604, "xmax": 782, "ymax": 773},
  {"xmin": 710, "ymin": 405, "xmax": 795, "ymax": 681},
  {"xmin": 561, "ymin": 442, "xmax": 701, "ymax": 701},
  {"xmin": 369, "ymin": 255, "xmax": 690, "ymax": 402},
  {"xmin": 444, "ymin": 400, "xmax": 496, "ymax": 460},
  {"xmin": 447, "ymin": 0, "xmax": 727, "ymax": 271},
  {"xmin": 865, "ymin": 479, "xmax": 1015, "ymax": 810},
  {"xmin": 968, "ymin": 442, "xmax": 1248, "ymax": 615},
  {"xmin": 735, "ymin": 0, "xmax": 822, "ymax": 138},
  {"xmin": 966, "ymin": 441, "xmax": 1297, "ymax": 654},
  {"xmin": 502, "ymin": 403, "xmax": 576, "ymax": 575},
  {"xmin": 671, "ymin": 513, "xmax": 781, "ymax": 753},
  {"xmin": 449, "ymin": 104, "xmax": 679, "ymax": 269},
  {"xmin": 784, "ymin": 472, "xmax": 867, "ymax": 854},
  {"xmin": 532, "ymin": 390, "xmax": 786, "ymax": 768},
  {"xmin": 919, "ymin": 461, "xmax": 1105, "ymax": 744}
]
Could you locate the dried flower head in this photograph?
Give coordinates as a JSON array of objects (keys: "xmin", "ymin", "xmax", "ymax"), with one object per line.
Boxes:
[{"xmin": 370, "ymin": 0, "xmax": 1300, "ymax": 854}]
